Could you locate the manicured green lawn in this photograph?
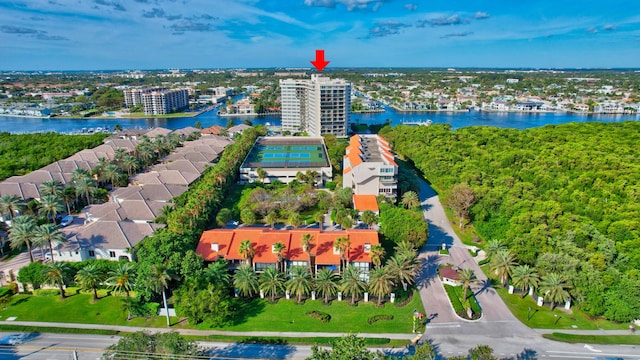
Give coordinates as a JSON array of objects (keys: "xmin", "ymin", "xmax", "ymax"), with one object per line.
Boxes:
[
  {"xmin": 0, "ymin": 289, "xmax": 176, "ymax": 328},
  {"xmin": 495, "ymin": 287, "xmax": 628, "ymax": 330},
  {"xmin": 543, "ymin": 332, "xmax": 640, "ymax": 345},
  {"xmin": 196, "ymin": 291, "xmax": 424, "ymax": 334},
  {"xmin": 1, "ymin": 288, "xmax": 423, "ymax": 335}
]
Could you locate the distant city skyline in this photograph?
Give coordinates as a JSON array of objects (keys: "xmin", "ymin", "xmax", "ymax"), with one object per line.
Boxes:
[{"xmin": 1, "ymin": 0, "xmax": 638, "ymax": 71}]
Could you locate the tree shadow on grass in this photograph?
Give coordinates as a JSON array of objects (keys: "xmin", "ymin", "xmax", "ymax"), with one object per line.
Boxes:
[{"xmin": 229, "ymin": 297, "xmax": 266, "ymax": 326}]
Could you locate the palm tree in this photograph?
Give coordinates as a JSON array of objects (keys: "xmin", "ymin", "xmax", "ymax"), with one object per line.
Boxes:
[
  {"xmin": 238, "ymin": 239, "xmax": 255, "ymax": 267},
  {"xmin": 370, "ymin": 244, "xmax": 385, "ymax": 268},
  {"xmin": 361, "ymin": 210, "xmax": 378, "ymax": 229},
  {"xmin": 75, "ymin": 177, "xmax": 96, "ymax": 205},
  {"xmin": 0, "ymin": 194, "xmax": 25, "ymax": 223},
  {"xmin": 387, "ymin": 254, "xmax": 420, "ymax": 291},
  {"xmin": 286, "ymin": 266, "xmax": 313, "ymax": 303},
  {"xmin": 233, "ymin": 265, "xmax": 258, "ymax": 297},
  {"xmin": 113, "ymin": 147, "xmax": 128, "ymax": 163},
  {"xmin": 204, "ymin": 259, "xmax": 230, "ymax": 287},
  {"xmin": 401, "ymin": 191, "xmax": 420, "ymax": 209},
  {"xmin": 315, "ymin": 268, "xmax": 339, "ymax": 304},
  {"xmin": 301, "ymin": 233, "xmax": 314, "ymax": 274},
  {"xmin": 256, "ymin": 167, "xmax": 267, "ymax": 184},
  {"xmin": 368, "ymin": 266, "xmax": 393, "ymax": 306},
  {"xmin": 62, "ymin": 186, "xmax": 77, "ymax": 214},
  {"xmin": 340, "ymin": 265, "xmax": 366, "ymax": 305},
  {"xmin": 265, "ymin": 211, "xmax": 278, "ymax": 229},
  {"xmin": 150, "ymin": 264, "xmax": 178, "ymax": 327},
  {"xmin": 272, "ymin": 242, "xmax": 286, "ymax": 272},
  {"xmin": 490, "ymin": 249, "xmax": 517, "ymax": 287},
  {"xmin": 511, "ymin": 265, "xmax": 539, "ymax": 297},
  {"xmin": 136, "ymin": 146, "xmax": 155, "ymax": 167},
  {"xmin": 334, "ymin": 237, "xmax": 351, "ymax": 273},
  {"xmin": 121, "ymin": 155, "xmax": 139, "ymax": 176},
  {"xmin": 102, "ymin": 164, "xmax": 123, "ymax": 189},
  {"xmin": 42, "ymin": 262, "xmax": 70, "ymax": 300},
  {"xmin": 459, "ymin": 268, "xmax": 477, "ymax": 302},
  {"xmin": 287, "ymin": 212, "xmax": 301, "ymax": 228},
  {"xmin": 485, "ymin": 239, "xmax": 507, "ymax": 262},
  {"xmin": 394, "ymin": 241, "xmax": 418, "ymax": 260},
  {"xmin": 34, "ymin": 223, "xmax": 67, "ymax": 263},
  {"xmin": 540, "ymin": 272, "xmax": 571, "ymax": 310},
  {"xmin": 313, "ymin": 212, "xmax": 325, "ymax": 231},
  {"xmin": 259, "ymin": 267, "xmax": 286, "ymax": 302},
  {"xmin": 39, "ymin": 180, "xmax": 63, "ymax": 198},
  {"xmin": 38, "ymin": 195, "xmax": 64, "ymax": 224},
  {"xmin": 71, "ymin": 168, "xmax": 91, "ymax": 183},
  {"xmin": 8, "ymin": 215, "xmax": 37, "ymax": 263},
  {"xmin": 107, "ymin": 262, "xmax": 136, "ymax": 297},
  {"xmin": 75, "ymin": 264, "xmax": 104, "ymax": 302}
]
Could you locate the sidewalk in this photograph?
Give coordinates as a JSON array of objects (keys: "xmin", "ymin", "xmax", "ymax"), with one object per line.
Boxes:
[
  {"xmin": 0, "ymin": 320, "xmax": 417, "ymax": 340},
  {"xmin": 533, "ymin": 328, "xmax": 640, "ymax": 335}
]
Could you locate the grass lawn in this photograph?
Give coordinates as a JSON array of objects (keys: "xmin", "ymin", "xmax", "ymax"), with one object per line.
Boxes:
[
  {"xmin": 189, "ymin": 334, "xmax": 409, "ymax": 347},
  {"xmin": 195, "ymin": 291, "xmax": 424, "ymax": 334},
  {"xmin": 494, "ymin": 287, "xmax": 628, "ymax": 330},
  {"xmin": 0, "ymin": 289, "xmax": 176, "ymax": 328},
  {"xmin": 543, "ymin": 332, "xmax": 640, "ymax": 345},
  {"xmin": 442, "ymin": 208, "xmax": 483, "ymax": 247}
]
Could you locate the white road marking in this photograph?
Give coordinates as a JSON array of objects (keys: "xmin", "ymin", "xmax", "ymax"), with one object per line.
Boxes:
[{"xmin": 583, "ymin": 344, "xmax": 602, "ymax": 352}]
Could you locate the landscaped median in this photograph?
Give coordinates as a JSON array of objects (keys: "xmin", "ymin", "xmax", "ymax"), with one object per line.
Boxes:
[
  {"xmin": 0, "ymin": 287, "xmax": 424, "ymax": 336},
  {"xmin": 542, "ymin": 332, "xmax": 640, "ymax": 345}
]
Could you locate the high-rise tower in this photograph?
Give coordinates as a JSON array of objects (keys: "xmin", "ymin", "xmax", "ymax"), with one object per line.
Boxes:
[{"xmin": 280, "ymin": 75, "xmax": 351, "ymax": 137}]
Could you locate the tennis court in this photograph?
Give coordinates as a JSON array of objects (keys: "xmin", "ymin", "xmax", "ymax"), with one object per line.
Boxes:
[{"xmin": 243, "ymin": 137, "xmax": 330, "ymax": 169}]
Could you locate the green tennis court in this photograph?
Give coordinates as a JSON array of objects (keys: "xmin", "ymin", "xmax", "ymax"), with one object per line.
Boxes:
[{"xmin": 243, "ymin": 138, "xmax": 330, "ymax": 168}]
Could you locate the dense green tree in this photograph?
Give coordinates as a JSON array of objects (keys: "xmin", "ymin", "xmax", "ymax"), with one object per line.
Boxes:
[
  {"xmin": 308, "ymin": 333, "xmax": 379, "ymax": 360},
  {"xmin": 103, "ymin": 331, "xmax": 200, "ymax": 359},
  {"xmin": 378, "ymin": 203, "xmax": 428, "ymax": 248}
]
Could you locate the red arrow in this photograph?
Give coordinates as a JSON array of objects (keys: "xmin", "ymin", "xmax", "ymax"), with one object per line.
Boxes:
[{"xmin": 310, "ymin": 49, "xmax": 330, "ymax": 72}]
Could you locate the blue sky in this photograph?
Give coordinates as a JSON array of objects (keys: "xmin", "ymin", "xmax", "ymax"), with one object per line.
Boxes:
[{"xmin": 1, "ymin": 0, "xmax": 638, "ymax": 70}]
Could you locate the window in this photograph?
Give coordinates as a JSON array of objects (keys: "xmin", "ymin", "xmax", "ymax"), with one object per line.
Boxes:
[
  {"xmin": 88, "ymin": 250, "xmax": 95, "ymax": 257},
  {"xmin": 109, "ymin": 251, "xmax": 116, "ymax": 258}
]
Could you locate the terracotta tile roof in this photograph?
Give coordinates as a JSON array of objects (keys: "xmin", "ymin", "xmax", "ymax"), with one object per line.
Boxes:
[
  {"xmin": 353, "ymin": 194, "xmax": 379, "ymax": 212},
  {"xmin": 201, "ymin": 125, "xmax": 223, "ymax": 135},
  {"xmin": 196, "ymin": 228, "xmax": 379, "ymax": 265}
]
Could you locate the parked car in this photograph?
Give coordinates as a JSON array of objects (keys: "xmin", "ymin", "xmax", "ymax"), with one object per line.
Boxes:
[{"xmin": 60, "ymin": 215, "xmax": 73, "ymax": 227}]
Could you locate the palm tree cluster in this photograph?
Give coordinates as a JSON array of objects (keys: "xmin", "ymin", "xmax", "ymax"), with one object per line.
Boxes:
[
  {"xmin": 487, "ymin": 239, "xmax": 572, "ymax": 310},
  {"xmin": 232, "ymin": 241, "xmax": 420, "ymax": 306}
]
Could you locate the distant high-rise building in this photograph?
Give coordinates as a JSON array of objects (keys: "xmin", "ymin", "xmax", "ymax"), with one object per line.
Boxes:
[
  {"xmin": 124, "ymin": 88, "xmax": 188, "ymax": 115},
  {"xmin": 280, "ymin": 75, "xmax": 351, "ymax": 137}
]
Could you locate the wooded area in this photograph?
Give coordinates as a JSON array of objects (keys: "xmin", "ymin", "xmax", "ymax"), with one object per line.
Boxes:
[
  {"xmin": 0, "ymin": 132, "xmax": 108, "ymax": 181},
  {"xmin": 381, "ymin": 122, "xmax": 640, "ymax": 322}
]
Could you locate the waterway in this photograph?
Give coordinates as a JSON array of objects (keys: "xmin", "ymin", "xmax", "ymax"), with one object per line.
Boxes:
[{"xmin": 0, "ymin": 106, "xmax": 638, "ymax": 134}]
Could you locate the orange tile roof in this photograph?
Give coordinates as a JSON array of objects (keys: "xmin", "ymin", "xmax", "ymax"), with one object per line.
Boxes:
[
  {"xmin": 353, "ymin": 194, "xmax": 379, "ymax": 212},
  {"xmin": 195, "ymin": 229, "xmax": 234, "ymax": 261},
  {"xmin": 201, "ymin": 125, "xmax": 223, "ymax": 135},
  {"xmin": 343, "ymin": 167, "xmax": 352, "ymax": 174},
  {"xmin": 196, "ymin": 228, "xmax": 379, "ymax": 265},
  {"xmin": 315, "ymin": 231, "xmax": 343, "ymax": 265}
]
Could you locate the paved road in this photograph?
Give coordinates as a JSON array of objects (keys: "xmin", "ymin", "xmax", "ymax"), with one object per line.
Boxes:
[{"xmin": 414, "ymin": 178, "xmax": 640, "ymax": 357}]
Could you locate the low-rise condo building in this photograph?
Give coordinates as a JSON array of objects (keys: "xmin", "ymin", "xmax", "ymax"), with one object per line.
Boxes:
[{"xmin": 342, "ymin": 135, "xmax": 398, "ymax": 201}]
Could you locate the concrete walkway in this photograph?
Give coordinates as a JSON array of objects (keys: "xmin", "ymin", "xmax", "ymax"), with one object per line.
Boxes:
[{"xmin": 0, "ymin": 320, "xmax": 417, "ymax": 340}]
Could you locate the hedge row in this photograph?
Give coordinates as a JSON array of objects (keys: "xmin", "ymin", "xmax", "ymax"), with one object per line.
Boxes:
[{"xmin": 367, "ymin": 314, "xmax": 394, "ymax": 324}]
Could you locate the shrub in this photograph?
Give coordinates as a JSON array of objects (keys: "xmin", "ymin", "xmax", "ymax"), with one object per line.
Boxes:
[
  {"xmin": 367, "ymin": 314, "xmax": 394, "ymax": 325},
  {"xmin": 7, "ymin": 283, "xmax": 18, "ymax": 295},
  {"xmin": 439, "ymin": 249, "xmax": 449, "ymax": 255},
  {"xmin": 325, "ymin": 181, "xmax": 336, "ymax": 191},
  {"xmin": 306, "ymin": 310, "xmax": 331, "ymax": 323},
  {"xmin": 34, "ymin": 289, "xmax": 60, "ymax": 296},
  {"xmin": 478, "ymin": 258, "xmax": 490, "ymax": 266}
]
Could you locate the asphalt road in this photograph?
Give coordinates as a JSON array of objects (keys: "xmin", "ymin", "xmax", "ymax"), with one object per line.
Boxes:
[{"xmin": 415, "ymin": 178, "xmax": 640, "ymax": 359}]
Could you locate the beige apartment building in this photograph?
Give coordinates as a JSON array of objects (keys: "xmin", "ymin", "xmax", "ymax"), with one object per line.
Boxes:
[
  {"xmin": 342, "ymin": 135, "xmax": 398, "ymax": 201},
  {"xmin": 280, "ymin": 75, "xmax": 351, "ymax": 137}
]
